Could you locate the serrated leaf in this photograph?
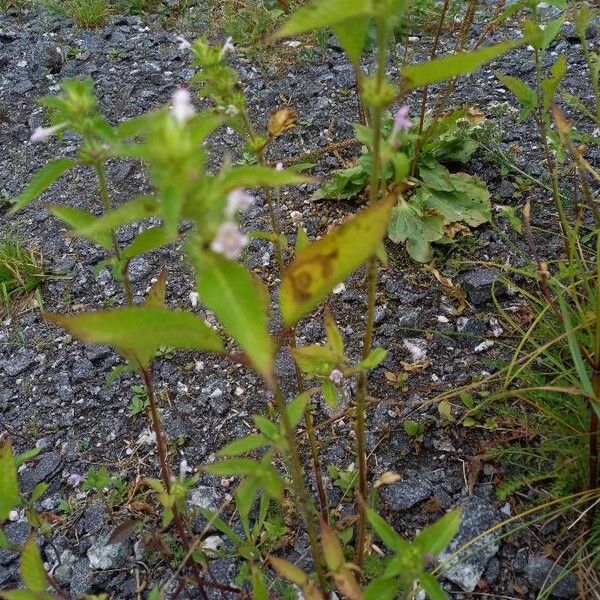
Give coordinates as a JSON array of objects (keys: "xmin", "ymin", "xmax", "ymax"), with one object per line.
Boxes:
[
  {"xmin": 10, "ymin": 158, "xmax": 76, "ymax": 214},
  {"xmin": 275, "ymin": 0, "xmax": 371, "ymax": 38},
  {"xmin": 414, "ymin": 509, "xmax": 461, "ymax": 555},
  {"xmin": 218, "ymin": 434, "xmax": 269, "ymax": 456},
  {"xmin": 50, "ymin": 206, "xmax": 113, "ymax": 250},
  {"xmin": 20, "ymin": 538, "xmax": 47, "ymax": 593},
  {"xmin": 403, "ymin": 41, "xmax": 517, "ymax": 89},
  {"xmin": 281, "ymin": 195, "xmax": 394, "ymax": 324},
  {"xmin": 0, "ymin": 442, "xmax": 20, "ymax": 522},
  {"xmin": 45, "ymin": 307, "xmax": 223, "ymax": 368},
  {"xmin": 192, "ymin": 252, "xmax": 274, "ymax": 382},
  {"xmin": 388, "ymin": 197, "xmax": 444, "ymax": 262}
]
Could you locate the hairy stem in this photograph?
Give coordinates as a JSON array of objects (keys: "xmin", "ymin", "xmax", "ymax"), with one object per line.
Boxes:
[
  {"xmin": 354, "ymin": 18, "xmax": 388, "ymax": 571},
  {"xmin": 94, "ymin": 162, "xmax": 133, "ymax": 305},
  {"xmin": 271, "ymin": 384, "xmax": 328, "ymax": 593}
]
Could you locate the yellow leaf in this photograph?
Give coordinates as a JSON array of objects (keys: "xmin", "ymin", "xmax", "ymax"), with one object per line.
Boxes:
[
  {"xmin": 268, "ymin": 107, "xmax": 297, "ymax": 138},
  {"xmin": 373, "ymin": 471, "xmax": 401, "ymax": 489},
  {"xmin": 280, "ymin": 195, "xmax": 394, "ymax": 324}
]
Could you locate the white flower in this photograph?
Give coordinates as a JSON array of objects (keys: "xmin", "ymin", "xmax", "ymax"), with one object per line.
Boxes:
[
  {"xmin": 222, "ymin": 37, "xmax": 235, "ymax": 53},
  {"xmin": 30, "ymin": 123, "xmax": 65, "ymax": 143},
  {"xmin": 290, "ymin": 210, "xmax": 302, "ymax": 226},
  {"xmin": 210, "ymin": 222, "xmax": 248, "ymax": 260},
  {"xmin": 276, "ymin": 162, "xmax": 284, "ymax": 171},
  {"xmin": 179, "ymin": 459, "xmax": 193, "ymax": 478},
  {"xmin": 170, "ymin": 88, "xmax": 196, "ymax": 124},
  {"xmin": 226, "ymin": 188, "xmax": 254, "ymax": 215},
  {"xmin": 329, "ymin": 369, "xmax": 344, "ymax": 384},
  {"xmin": 176, "ymin": 35, "xmax": 192, "ymax": 50}
]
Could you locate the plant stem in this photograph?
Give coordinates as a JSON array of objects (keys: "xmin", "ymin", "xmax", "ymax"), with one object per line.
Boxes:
[
  {"xmin": 411, "ymin": 0, "xmax": 450, "ymax": 176},
  {"xmin": 354, "ymin": 17, "xmax": 387, "ymax": 571},
  {"xmin": 271, "ymin": 384, "xmax": 328, "ymax": 593},
  {"xmin": 532, "ymin": 49, "xmax": 573, "ymax": 262},
  {"xmin": 94, "ymin": 162, "xmax": 134, "ymax": 305}
]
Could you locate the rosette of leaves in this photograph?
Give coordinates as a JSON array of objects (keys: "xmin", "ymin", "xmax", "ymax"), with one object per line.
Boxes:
[{"xmin": 313, "ymin": 109, "xmax": 492, "ymax": 262}]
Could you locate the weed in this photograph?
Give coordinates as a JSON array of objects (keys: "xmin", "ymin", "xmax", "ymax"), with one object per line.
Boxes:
[
  {"xmin": 43, "ymin": 0, "xmax": 112, "ymax": 28},
  {"xmin": 0, "ymin": 238, "xmax": 45, "ymax": 307}
]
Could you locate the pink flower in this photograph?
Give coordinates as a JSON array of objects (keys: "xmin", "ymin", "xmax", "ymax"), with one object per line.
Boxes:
[
  {"xmin": 226, "ymin": 189, "xmax": 254, "ymax": 215},
  {"xmin": 392, "ymin": 106, "xmax": 411, "ymax": 137},
  {"xmin": 30, "ymin": 123, "xmax": 65, "ymax": 143},
  {"xmin": 210, "ymin": 222, "xmax": 248, "ymax": 260},
  {"xmin": 329, "ymin": 369, "xmax": 343, "ymax": 384},
  {"xmin": 275, "ymin": 162, "xmax": 284, "ymax": 171},
  {"xmin": 171, "ymin": 88, "xmax": 196, "ymax": 124}
]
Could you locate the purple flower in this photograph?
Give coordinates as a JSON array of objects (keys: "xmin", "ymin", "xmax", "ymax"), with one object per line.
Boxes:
[
  {"xmin": 171, "ymin": 88, "xmax": 196, "ymax": 124},
  {"xmin": 226, "ymin": 189, "xmax": 255, "ymax": 216},
  {"xmin": 392, "ymin": 106, "xmax": 411, "ymax": 137},
  {"xmin": 67, "ymin": 473, "xmax": 83, "ymax": 487},
  {"xmin": 329, "ymin": 369, "xmax": 344, "ymax": 384},
  {"xmin": 210, "ymin": 222, "xmax": 248, "ymax": 260}
]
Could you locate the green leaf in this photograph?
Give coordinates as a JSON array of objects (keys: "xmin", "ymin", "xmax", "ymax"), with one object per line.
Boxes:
[
  {"xmin": 295, "ymin": 227, "xmax": 310, "ymax": 254},
  {"xmin": 357, "ymin": 347, "xmax": 387, "ymax": 370},
  {"xmin": 388, "ymin": 197, "xmax": 444, "ymax": 262},
  {"xmin": 496, "ymin": 73, "xmax": 537, "ymax": 120},
  {"xmin": 219, "ymin": 434, "xmax": 269, "ymax": 456},
  {"xmin": 45, "ymin": 307, "xmax": 223, "ymax": 368},
  {"xmin": 197, "ymin": 507, "xmax": 243, "ymax": 545},
  {"xmin": 419, "ymin": 573, "xmax": 448, "ymax": 600},
  {"xmin": 403, "ymin": 41, "xmax": 517, "ymax": 89},
  {"xmin": 0, "ymin": 591, "xmax": 47, "ymax": 600},
  {"xmin": 122, "ymin": 227, "xmax": 171, "ymax": 260},
  {"xmin": 21, "ymin": 538, "xmax": 47, "ymax": 593},
  {"xmin": 324, "ymin": 309, "xmax": 344, "ymax": 357},
  {"xmin": 364, "ymin": 578, "xmax": 401, "ymax": 600},
  {"xmin": 541, "ymin": 16, "xmax": 565, "ymax": 51},
  {"xmin": 250, "ymin": 564, "xmax": 269, "ymax": 600},
  {"xmin": 321, "ymin": 378, "xmax": 337, "ymax": 408},
  {"xmin": 204, "ymin": 458, "xmax": 259, "ymax": 477},
  {"xmin": 253, "ymin": 415, "xmax": 278, "ymax": 438},
  {"xmin": 292, "ymin": 345, "xmax": 338, "ymax": 376},
  {"xmin": 414, "ymin": 509, "xmax": 461, "ymax": 556},
  {"xmin": 287, "ymin": 390, "xmax": 313, "ymax": 429},
  {"xmin": 236, "ymin": 477, "xmax": 260, "ymax": 533},
  {"xmin": 423, "ymin": 174, "xmax": 491, "ymax": 227},
  {"xmin": 0, "ymin": 442, "xmax": 20, "ymax": 522},
  {"xmin": 192, "ymin": 252, "xmax": 274, "ymax": 381},
  {"xmin": 275, "ymin": 0, "xmax": 371, "ymax": 38},
  {"xmin": 10, "ymin": 158, "xmax": 76, "ymax": 214},
  {"xmin": 332, "ymin": 15, "xmax": 370, "ymax": 64},
  {"xmin": 144, "ymin": 269, "xmax": 166, "ymax": 309},
  {"xmin": 147, "ymin": 587, "xmax": 161, "ymax": 600},
  {"xmin": 281, "ymin": 195, "xmax": 394, "ymax": 324},
  {"xmin": 219, "ymin": 166, "xmax": 310, "ymax": 192},
  {"xmin": 50, "ymin": 206, "xmax": 113, "ymax": 250},
  {"xmin": 367, "ymin": 508, "xmax": 406, "ymax": 552},
  {"xmin": 77, "ymin": 197, "xmax": 159, "ymax": 237},
  {"xmin": 30, "ymin": 483, "xmax": 48, "ymax": 503},
  {"xmin": 542, "ymin": 54, "xmax": 567, "ymax": 111}
]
